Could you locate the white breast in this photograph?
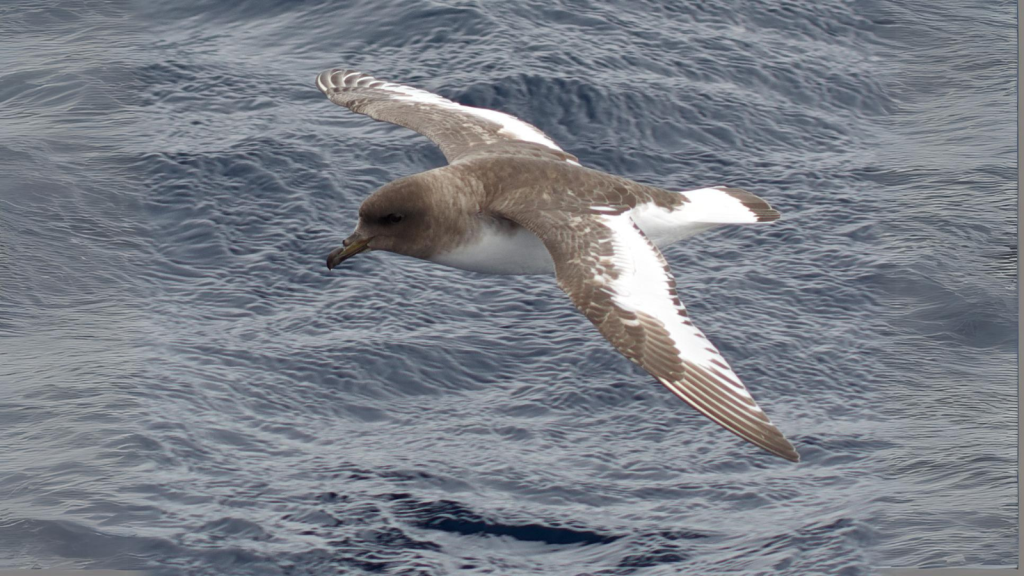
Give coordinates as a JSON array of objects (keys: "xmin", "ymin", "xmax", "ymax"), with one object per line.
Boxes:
[
  {"xmin": 428, "ymin": 188, "xmax": 740, "ymax": 276},
  {"xmin": 428, "ymin": 221, "xmax": 555, "ymax": 275}
]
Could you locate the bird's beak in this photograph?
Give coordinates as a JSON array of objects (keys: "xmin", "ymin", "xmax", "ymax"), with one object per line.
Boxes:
[{"xmin": 326, "ymin": 235, "xmax": 371, "ymax": 270}]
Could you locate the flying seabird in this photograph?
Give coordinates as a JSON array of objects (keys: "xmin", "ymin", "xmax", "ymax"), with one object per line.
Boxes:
[{"xmin": 316, "ymin": 69, "xmax": 799, "ymax": 462}]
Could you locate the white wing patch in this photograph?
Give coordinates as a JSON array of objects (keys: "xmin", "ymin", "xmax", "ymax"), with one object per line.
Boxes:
[
  {"xmin": 317, "ymin": 69, "xmax": 567, "ymax": 156},
  {"xmin": 453, "ymin": 106, "xmax": 561, "ymax": 151},
  {"xmin": 599, "ymin": 213, "xmax": 755, "ymax": 402}
]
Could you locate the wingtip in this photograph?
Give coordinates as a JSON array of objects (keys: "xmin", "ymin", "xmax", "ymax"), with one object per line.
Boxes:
[
  {"xmin": 754, "ymin": 425, "xmax": 800, "ymax": 462},
  {"xmin": 315, "ymin": 68, "xmax": 341, "ymax": 95},
  {"xmin": 761, "ymin": 432, "xmax": 800, "ymax": 462},
  {"xmin": 776, "ymin": 445, "xmax": 801, "ymax": 463}
]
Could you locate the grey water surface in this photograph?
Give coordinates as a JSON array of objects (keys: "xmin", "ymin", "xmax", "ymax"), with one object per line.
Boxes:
[{"xmin": 0, "ymin": 0, "xmax": 1016, "ymax": 574}]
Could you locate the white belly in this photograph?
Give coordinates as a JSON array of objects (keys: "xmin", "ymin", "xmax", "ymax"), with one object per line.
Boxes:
[
  {"xmin": 428, "ymin": 223, "xmax": 555, "ymax": 275},
  {"xmin": 427, "ymin": 196, "xmax": 728, "ymax": 276}
]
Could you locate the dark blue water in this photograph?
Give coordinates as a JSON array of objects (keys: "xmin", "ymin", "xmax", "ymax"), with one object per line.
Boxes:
[{"xmin": 0, "ymin": 0, "xmax": 1015, "ymax": 574}]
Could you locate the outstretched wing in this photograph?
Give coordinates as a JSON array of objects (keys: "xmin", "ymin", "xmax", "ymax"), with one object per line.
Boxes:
[
  {"xmin": 503, "ymin": 208, "xmax": 799, "ymax": 461},
  {"xmin": 315, "ymin": 69, "xmax": 578, "ymax": 165}
]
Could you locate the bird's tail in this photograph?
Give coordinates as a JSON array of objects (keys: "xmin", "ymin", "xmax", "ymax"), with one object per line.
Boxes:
[{"xmin": 678, "ymin": 186, "xmax": 780, "ymax": 223}]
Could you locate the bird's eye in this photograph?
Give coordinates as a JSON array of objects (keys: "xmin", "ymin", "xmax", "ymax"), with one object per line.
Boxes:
[{"xmin": 379, "ymin": 213, "xmax": 404, "ymax": 225}]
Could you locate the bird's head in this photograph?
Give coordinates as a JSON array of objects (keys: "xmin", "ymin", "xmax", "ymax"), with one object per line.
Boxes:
[{"xmin": 326, "ymin": 173, "xmax": 454, "ymax": 269}]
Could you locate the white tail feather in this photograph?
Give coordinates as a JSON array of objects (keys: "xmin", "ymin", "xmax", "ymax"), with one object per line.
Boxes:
[{"xmin": 630, "ymin": 186, "xmax": 780, "ymax": 247}]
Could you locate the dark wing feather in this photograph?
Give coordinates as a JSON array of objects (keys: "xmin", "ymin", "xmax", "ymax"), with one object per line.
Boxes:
[
  {"xmin": 501, "ymin": 208, "xmax": 799, "ymax": 462},
  {"xmin": 315, "ymin": 69, "xmax": 578, "ymax": 165}
]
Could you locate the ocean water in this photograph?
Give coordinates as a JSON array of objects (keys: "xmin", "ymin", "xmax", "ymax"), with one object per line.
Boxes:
[{"xmin": 0, "ymin": 0, "xmax": 1015, "ymax": 574}]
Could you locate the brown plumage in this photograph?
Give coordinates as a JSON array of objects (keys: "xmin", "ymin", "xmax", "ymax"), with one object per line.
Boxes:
[{"xmin": 318, "ymin": 69, "xmax": 798, "ymax": 462}]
